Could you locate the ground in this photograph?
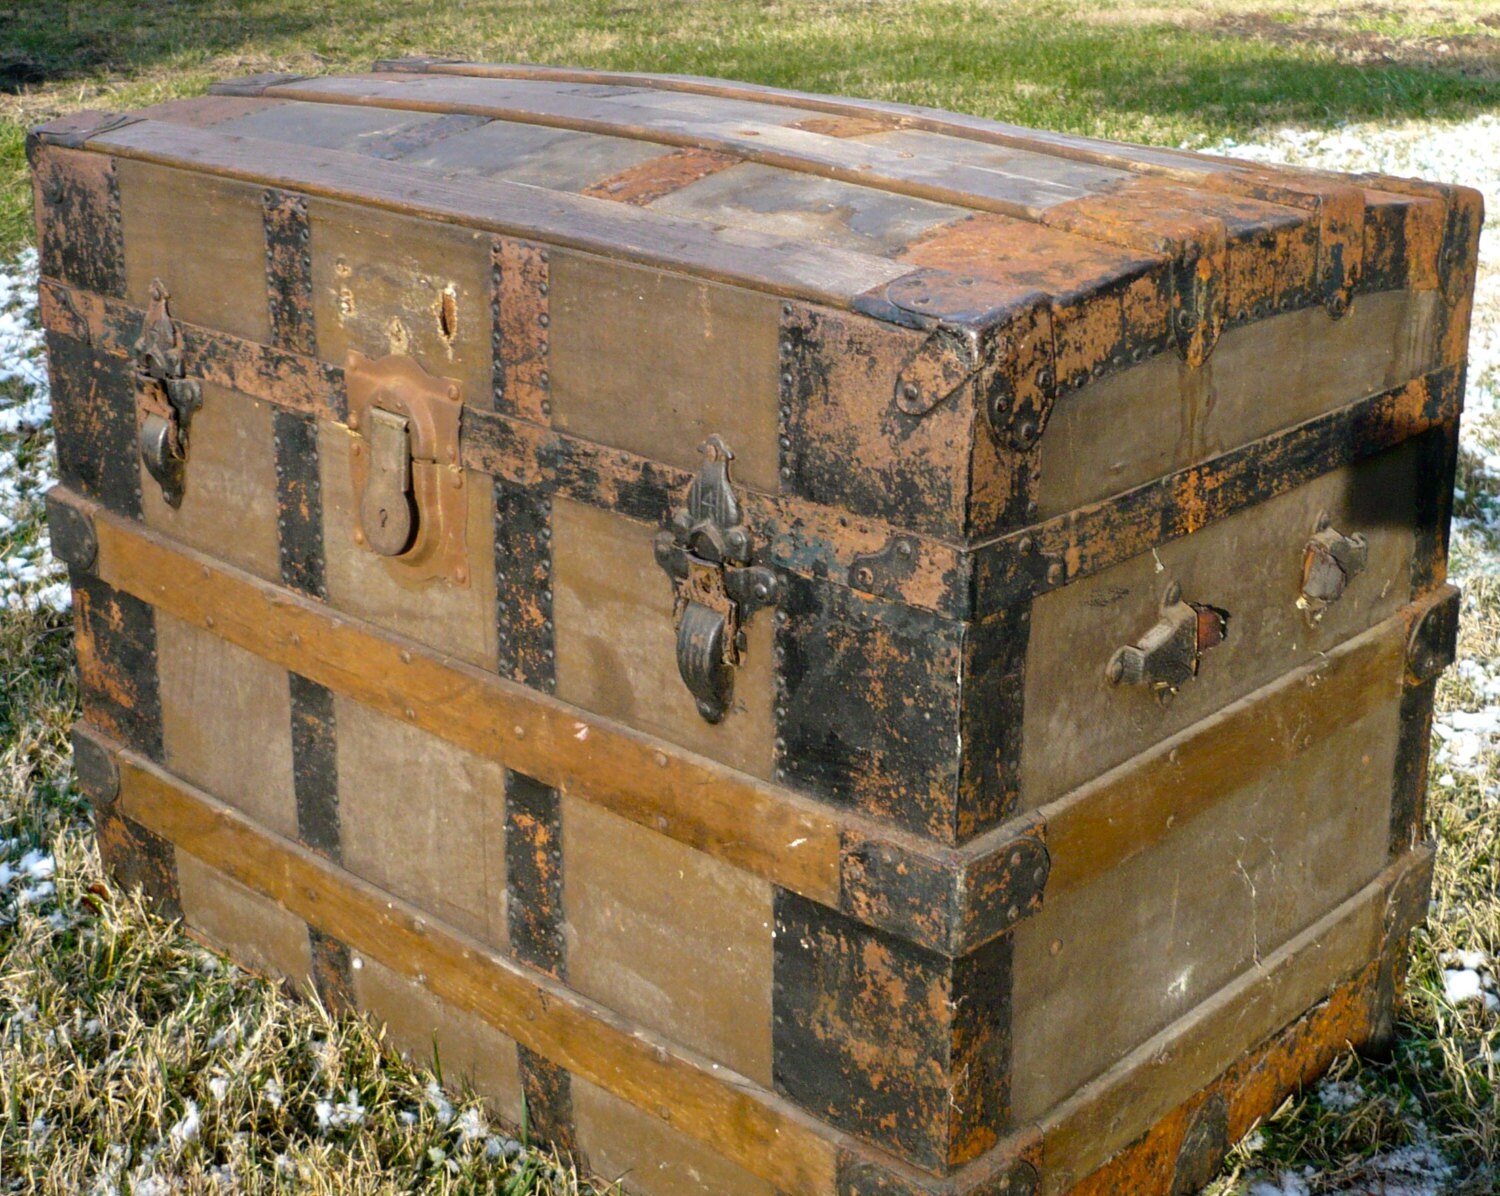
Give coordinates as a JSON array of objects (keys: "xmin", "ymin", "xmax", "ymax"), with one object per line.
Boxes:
[{"xmin": 0, "ymin": 3, "xmax": 1498, "ymax": 1193}]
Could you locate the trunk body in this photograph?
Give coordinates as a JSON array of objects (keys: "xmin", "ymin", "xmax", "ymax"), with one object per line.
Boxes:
[{"xmin": 33, "ymin": 62, "xmax": 1479, "ymax": 1196}]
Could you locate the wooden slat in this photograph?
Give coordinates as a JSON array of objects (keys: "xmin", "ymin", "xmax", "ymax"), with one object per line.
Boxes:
[
  {"xmin": 76, "ymin": 494, "xmax": 846, "ymax": 908},
  {"xmin": 105, "ymin": 742, "xmax": 841, "ymax": 1193},
  {"xmin": 1039, "ymin": 613, "xmax": 1407, "ymax": 898},
  {"xmin": 87, "ymin": 120, "xmax": 908, "ymax": 309},
  {"xmin": 1036, "ymin": 843, "xmax": 1433, "ymax": 1194},
  {"xmin": 263, "ymin": 73, "xmax": 1099, "ymax": 220},
  {"xmin": 404, "ymin": 62, "xmax": 1242, "ymax": 179}
]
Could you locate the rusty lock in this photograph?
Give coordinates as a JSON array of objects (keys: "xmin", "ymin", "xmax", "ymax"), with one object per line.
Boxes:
[
  {"xmin": 1299, "ymin": 511, "xmax": 1367, "ymax": 619},
  {"xmin": 134, "ymin": 280, "xmax": 202, "ymax": 507},
  {"xmin": 346, "ymin": 352, "xmax": 468, "ymax": 584},
  {"xmin": 1106, "ymin": 581, "xmax": 1228, "ymax": 704},
  {"xmin": 654, "ymin": 435, "xmax": 780, "ymax": 723}
]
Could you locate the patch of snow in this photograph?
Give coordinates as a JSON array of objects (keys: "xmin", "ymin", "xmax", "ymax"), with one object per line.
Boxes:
[
  {"xmin": 425, "ymin": 1079, "xmax": 454, "ymax": 1127},
  {"xmin": 168, "ymin": 1099, "xmax": 201, "ymax": 1148},
  {"xmin": 314, "ymin": 1087, "xmax": 367, "ymax": 1133},
  {"xmin": 1314, "ymin": 1075, "xmax": 1365, "ymax": 1111}
]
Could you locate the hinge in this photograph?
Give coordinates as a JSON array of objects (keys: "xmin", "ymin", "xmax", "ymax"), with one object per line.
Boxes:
[
  {"xmin": 133, "ymin": 280, "xmax": 202, "ymax": 508},
  {"xmin": 346, "ymin": 352, "xmax": 468, "ymax": 585},
  {"xmin": 654, "ymin": 435, "xmax": 780, "ymax": 723}
]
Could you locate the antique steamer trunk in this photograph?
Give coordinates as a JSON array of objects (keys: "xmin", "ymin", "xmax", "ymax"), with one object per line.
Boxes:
[{"xmin": 32, "ymin": 62, "xmax": 1479, "ymax": 1195}]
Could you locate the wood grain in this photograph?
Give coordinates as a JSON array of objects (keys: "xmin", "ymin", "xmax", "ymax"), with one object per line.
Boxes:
[{"xmin": 108, "ymin": 743, "xmax": 841, "ymax": 1194}]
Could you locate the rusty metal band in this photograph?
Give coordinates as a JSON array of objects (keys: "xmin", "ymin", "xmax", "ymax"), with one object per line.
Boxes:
[
  {"xmin": 261, "ymin": 188, "xmax": 316, "ymax": 356},
  {"xmin": 36, "ymin": 280, "xmax": 1462, "ymax": 620},
  {"xmin": 505, "ymin": 768, "xmax": 577, "ymax": 1151},
  {"xmin": 56, "ymin": 489, "xmax": 1453, "ymax": 961},
  {"xmin": 972, "ymin": 366, "xmax": 1462, "ymax": 615},
  {"xmin": 92, "ymin": 737, "xmax": 843, "ymax": 1192},
  {"xmin": 83, "ymin": 727, "xmax": 1434, "ymax": 1196}
]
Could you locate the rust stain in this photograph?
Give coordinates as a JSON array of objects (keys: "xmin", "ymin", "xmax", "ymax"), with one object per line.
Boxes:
[
  {"xmin": 789, "ymin": 114, "xmax": 893, "ymax": 139},
  {"xmin": 581, "ymin": 147, "xmax": 741, "ymax": 207}
]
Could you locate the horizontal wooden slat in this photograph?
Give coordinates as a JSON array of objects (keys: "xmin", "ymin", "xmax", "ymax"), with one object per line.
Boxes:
[
  {"xmin": 1036, "ymin": 843, "xmax": 1433, "ymax": 1194},
  {"xmin": 57, "ymin": 487, "xmax": 1447, "ymax": 961},
  {"xmin": 87, "ymin": 119, "xmax": 908, "ymax": 309},
  {"xmin": 395, "ymin": 62, "xmax": 1245, "ymax": 180},
  {"xmin": 101, "ymin": 739, "xmax": 842, "ymax": 1193},
  {"xmin": 74, "ymin": 493, "xmax": 846, "ymax": 907},
  {"xmin": 1038, "ymin": 613, "xmax": 1408, "ymax": 898},
  {"xmin": 263, "ymin": 73, "xmax": 1099, "ymax": 220}
]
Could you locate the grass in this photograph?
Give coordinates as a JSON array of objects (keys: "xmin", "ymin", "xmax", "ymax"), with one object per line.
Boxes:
[
  {"xmin": 0, "ymin": 1, "xmax": 1498, "ymax": 1192},
  {"xmin": 1, "ymin": 0, "xmax": 1499, "ymax": 255}
]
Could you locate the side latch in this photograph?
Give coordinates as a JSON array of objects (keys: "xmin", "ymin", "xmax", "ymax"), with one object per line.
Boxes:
[
  {"xmin": 1106, "ymin": 582, "xmax": 1229, "ymax": 705},
  {"xmin": 654, "ymin": 435, "xmax": 779, "ymax": 723},
  {"xmin": 134, "ymin": 280, "xmax": 202, "ymax": 507},
  {"xmin": 1299, "ymin": 512, "xmax": 1367, "ymax": 619},
  {"xmin": 346, "ymin": 351, "xmax": 468, "ymax": 585}
]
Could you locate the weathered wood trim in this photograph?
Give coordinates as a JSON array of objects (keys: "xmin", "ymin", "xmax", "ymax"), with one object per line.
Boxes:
[
  {"xmin": 1034, "ymin": 845, "xmax": 1433, "ymax": 1194},
  {"xmin": 1060, "ymin": 960, "xmax": 1380, "ymax": 1196},
  {"xmin": 972, "ymin": 366, "xmax": 1462, "ymax": 614},
  {"xmin": 1036, "ymin": 614, "xmax": 1408, "ymax": 899},
  {"xmin": 104, "ymin": 740, "xmax": 843, "ymax": 1193},
  {"xmin": 72, "ymin": 488, "xmax": 848, "ymax": 905},
  {"xmin": 54, "ymin": 488, "xmax": 1448, "ymax": 958},
  {"xmin": 86, "ymin": 119, "xmax": 910, "ymax": 309}
]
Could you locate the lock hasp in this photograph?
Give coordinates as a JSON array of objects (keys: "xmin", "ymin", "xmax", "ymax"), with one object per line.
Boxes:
[{"xmin": 345, "ymin": 351, "xmax": 468, "ymax": 585}]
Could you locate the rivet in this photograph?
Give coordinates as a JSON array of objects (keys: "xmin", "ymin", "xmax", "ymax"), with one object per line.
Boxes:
[
  {"xmin": 1047, "ymin": 562, "xmax": 1064, "ymax": 586},
  {"xmin": 514, "ymin": 726, "xmax": 526, "ymax": 739},
  {"xmin": 400, "ymin": 650, "xmax": 412, "ymax": 664},
  {"xmin": 204, "ymin": 615, "xmax": 215, "ymax": 628},
  {"xmin": 540, "ymin": 399, "xmax": 552, "ymax": 417},
  {"xmin": 538, "ymin": 313, "xmax": 549, "ymax": 328},
  {"xmin": 539, "ymin": 370, "xmax": 550, "ymax": 388},
  {"xmin": 901, "ymin": 381, "xmax": 921, "ymax": 404},
  {"xmin": 454, "ymin": 564, "xmax": 469, "ymax": 583},
  {"xmin": 1008, "ymin": 905, "xmax": 1020, "ymax": 922},
  {"xmin": 896, "ymin": 540, "xmax": 912, "ymax": 558},
  {"xmin": 1009, "ymin": 851, "xmax": 1022, "ymax": 868},
  {"xmin": 1018, "ymin": 535, "xmax": 1034, "ymax": 555},
  {"xmin": 291, "ymin": 633, "xmax": 302, "ymax": 647},
  {"xmin": 1050, "ymin": 939, "xmax": 1063, "ymax": 956},
  {"xmin": 780, "ymin": 466, "xmax": 792, "ymax": 480},
  {"xmin": 655, "ymin": 752, "xmax": 668, "ymax": 768},
  {"xmin": 539, "ymin": 283, "xmax": 549, "ymax": 296},
  {"xmin": 781, "ymin": 371, "xmax": 793, "ymax": 388},
  {"xmin": 405, "ymin": 708, "xmax": 416, "ymax": 720}
]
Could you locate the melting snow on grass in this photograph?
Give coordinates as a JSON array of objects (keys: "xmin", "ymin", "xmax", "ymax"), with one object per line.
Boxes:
[{"xmin": 0, "ymin": 247, "xmax": 66, "ymax": 613}]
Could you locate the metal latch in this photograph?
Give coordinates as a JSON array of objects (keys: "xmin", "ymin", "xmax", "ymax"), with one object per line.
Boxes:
[
  {"xmin": 134, "ymin": 280, "xmax": 202, "ymax": 507},
  {"xmin": 654, "ymin": 435, "xmax": 779, "ymax": 723},
  {"xmin": 1106, "ymin": 581, "xmax": 1229, "ymax": 705},
  {"xmin": 1299, "ymin": 512, "xmax": 1367, "ymax": 619},
  {"xmin": 346, "ymin": 351, "xmax": 467, "ymax": 585},
  {"xmin": 360, "ymin": 409, "xmax": 418, "ymax": 557}
]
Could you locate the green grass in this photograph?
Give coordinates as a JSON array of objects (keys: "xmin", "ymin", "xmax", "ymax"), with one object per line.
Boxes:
[
  {"xmin": 2, "ymin": 2, "xmax": 1500, "ymax": 1192},
  {"xmin": 1, "ymin": 0, "xmax": 1499, "ymax": 256}
]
